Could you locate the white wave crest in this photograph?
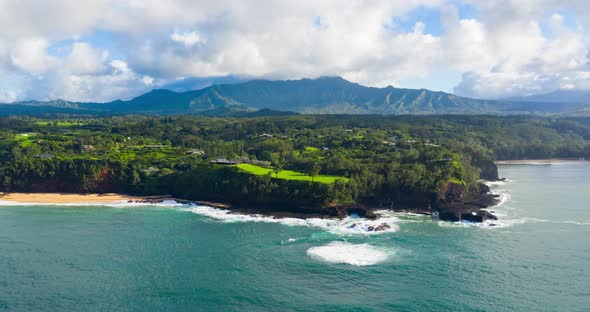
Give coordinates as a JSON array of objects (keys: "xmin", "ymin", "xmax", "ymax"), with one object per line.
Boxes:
[
  {"xmin": 184, "ymin": 205, "xmax": 400, "ymax": 235},
  {"xmin": 281, "ymin": 238, "xmax": 298, "ymax": 244},
  {"xmin": 307, "ymin": 241, "xmax": 392, "ymax": 266},
  {"xmin": 439, "ymin": 216, "xmax": 590, "ymax": 229},
  {"xmin": 504, "ymin": 217, "xmax": 590, "ymax": 226},
  {"xmin": 103, "ymin": 200, "xmax": 185, "ymax": 208},
  {"xmin": 437, "ymin": 219, "xmax": 510, "ymax": 229},
  {"xmin": 484, "ymin": 179, "xmax": 511, "ymax": 187}
]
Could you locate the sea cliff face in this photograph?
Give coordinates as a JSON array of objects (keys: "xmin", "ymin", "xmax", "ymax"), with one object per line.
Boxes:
[
  {"xmin": 435, "ymin": 182, "xmax": 498, "ymax": 222},
  {"xmin": 472, "ymin": 156, "xmax": 500, "ymax": 181}
]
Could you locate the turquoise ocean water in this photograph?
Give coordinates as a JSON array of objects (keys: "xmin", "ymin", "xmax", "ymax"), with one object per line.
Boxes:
[{"xmin": 1, "ymin": 163, "xmax": 589, "ymax": 311}]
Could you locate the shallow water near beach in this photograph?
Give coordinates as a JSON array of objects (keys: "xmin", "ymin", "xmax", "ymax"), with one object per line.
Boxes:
[{"xmin": 1, "ymin": 163, "xmax": 589, "ymax": 311}]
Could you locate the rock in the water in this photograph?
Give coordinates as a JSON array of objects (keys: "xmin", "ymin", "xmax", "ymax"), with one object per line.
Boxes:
[{"xmin": 374, "ymin": 223, "xmax": 391, "ymax": 231}]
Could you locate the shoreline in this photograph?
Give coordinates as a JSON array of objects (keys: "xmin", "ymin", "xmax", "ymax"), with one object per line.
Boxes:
[
  {"xmin": 0, "ymin": 190, "xmax": 500, "ymax": 224},
  {"xmin": 495, "ymin": 158, "xmax": 587, "ymax": 165},
  {"xmin": 0, "ymin": 192, "xmax": 175, "ymax": 204}
]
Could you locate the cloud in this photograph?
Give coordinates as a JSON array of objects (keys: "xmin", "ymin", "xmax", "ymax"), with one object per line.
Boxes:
[
  {"xmin": 447, "ymin": 1, "xmax": 590, "ymax": 98},
  {"xmin": 0, "ymin": 0, "xmax": 587, "ymax": 101},
  {"xmin": 170, "ymin": 30, "xmax": 204, "ymax": 47},
  {"xmin": 65, "ymin": 42, "xmax": 109, "ymax": 75},
  {"xmin": 9, "ymin": 38, "xmax": 55, "ymax": 74}
]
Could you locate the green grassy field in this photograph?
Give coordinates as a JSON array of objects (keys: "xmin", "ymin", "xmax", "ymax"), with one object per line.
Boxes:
[
  {"xmin": 35, "ymin": 121, "xmax": 85, "ymax": 127},
  {"xmin": 237, "ymin": 163, "xmax": 348, "ymax": 184},
  {"xmin": 14, "ymin": 133, "xmax": 36, "ymax": 147}
]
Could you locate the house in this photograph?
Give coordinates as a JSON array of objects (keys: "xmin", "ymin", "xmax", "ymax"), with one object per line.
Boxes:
[
  {"xmin": 187, "ymin": 149, "xmax": 205, "ymax": 155},
  {"xmin": 258, "ymin": 133, "xmax": 273, "ymax": 138},
  {"xmin": 82, "ymin": 145, "xmax": 95, "ymax": 151},
  {"xmin": 210, "ymin": 158, "xmax": 239, "ymax": 165},
  {"xmin": 35, "ymin": 153, "xmax": 53, "ymax": 159},
  {"xmin": 141, "ymin": 167, "xmax": 160, "ymax": 175}
]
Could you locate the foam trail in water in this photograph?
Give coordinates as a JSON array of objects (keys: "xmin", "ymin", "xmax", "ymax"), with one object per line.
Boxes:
[
  {"xmin": 484, "ymin": 179, "xmax": 512, "ymax": 187},
  {"xmin": 184, "ymin": 205, "xmax": 400, "ymax": 235},
  {"xmin": 307, "ymin": 241, "xmax": 392, "ymax": 266},
  {"xmin": 507, "ymin": 217, "xmax": 590, "ymax": 226}
]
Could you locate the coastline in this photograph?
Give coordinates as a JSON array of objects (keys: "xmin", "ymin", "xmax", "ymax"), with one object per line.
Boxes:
[
  {"xmin": 0, "ymin": 189, "xmax": 500, "ymax": 224},
  {"xmin": 495, "ymin": 158, "xmax": 587, "ymax": 165},
  {"xmin": 0, "ymin": 192, "xmax": 174, "ymax": 204}
]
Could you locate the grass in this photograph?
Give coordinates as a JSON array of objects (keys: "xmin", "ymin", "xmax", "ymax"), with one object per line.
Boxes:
[
  {"xmin": 35, "ymin": 121, "xmax": 85, "ymax": 127},
  {"xmin": 448, "ymin": 177, "xmax": 466, "ymax": 185},
  {"xmin": 14, "ymin": 133, "xmax": 36, "ymax": 147},
  {"xmin": 237, "ymin": 163, "xmax": 348, "ymax": 184},
  {"xmin": 304, "ymin": 146, "xmax": 320, "ymax": 152}
]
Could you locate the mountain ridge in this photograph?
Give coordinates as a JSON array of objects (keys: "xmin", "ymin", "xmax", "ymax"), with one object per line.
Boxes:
[
  {"xmin": 0, "ymin": 77, "xmax": 586, "ymax": 116},
  {"xmin": 505, "ymin": 89, "xmax": 590, "ymax": 104}
]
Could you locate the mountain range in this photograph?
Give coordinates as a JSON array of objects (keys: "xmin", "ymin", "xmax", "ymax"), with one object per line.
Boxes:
[
  {"xmin": 505, "ymin": 89, "xmax": 590, "ymax": 104},
  {"xmin": 0, "ymin": 77, "xmax": 587, "ymax": 116}
]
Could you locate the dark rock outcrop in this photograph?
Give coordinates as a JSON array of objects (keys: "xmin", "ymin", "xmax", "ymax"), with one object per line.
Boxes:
[
  {"xmin": 434, "ymin": 181, "xmax": 499, "ymax": 222},
  {"xmin": 471, "ymin": 156, "xmax": 500, "ymax": 181}
]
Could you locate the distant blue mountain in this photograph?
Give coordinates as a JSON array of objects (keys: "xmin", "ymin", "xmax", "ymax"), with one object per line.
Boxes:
[
  {"xmin": 161, "ymin": 75, "xmax": 247, "ymax": 92},
  {"xmin": 0, "ymin": 77, "xmax": 587, "ymax": 116},
  {"xmin": 506, "ymin": 89, "xmax": 590, "ymax": 104}
]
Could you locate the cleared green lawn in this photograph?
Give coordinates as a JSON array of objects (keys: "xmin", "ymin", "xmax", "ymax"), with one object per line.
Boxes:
[
  {"xmin": 14, "ymin": 133, "xmax": 36, "ymax": 147},
  {"xmin": 237, "ymin": 163, "xmax": 348, "ymax": 184},
  {"xmin": 35, "ymin": 121, "xmax": 85, "ymax": 126}
]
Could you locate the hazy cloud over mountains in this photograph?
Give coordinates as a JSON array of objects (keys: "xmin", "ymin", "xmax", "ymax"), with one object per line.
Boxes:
[{"xmin": 0, "ymin": 0, "xmax": 588, "ymax": 102}]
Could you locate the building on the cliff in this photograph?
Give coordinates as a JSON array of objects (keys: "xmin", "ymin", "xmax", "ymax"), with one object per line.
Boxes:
[
  {"xmin": 187, "ymin": 149, "xmax": 205, "ymax": 155},
  {"xmin": 210, "ymin": 158, "xmax": 239, "ymax": 165}
]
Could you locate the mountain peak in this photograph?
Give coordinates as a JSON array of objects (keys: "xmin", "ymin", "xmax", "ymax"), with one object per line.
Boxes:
[{"xmin": 1, "ymin": 77, "xmax": 583, "ymax": 116}]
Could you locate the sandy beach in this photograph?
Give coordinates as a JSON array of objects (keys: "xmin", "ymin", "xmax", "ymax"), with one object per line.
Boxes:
[
  {"xmin": 0, "ymin": 192, "xmax": 173, "ymax": 204},
  {"xmin": 495, "ymin": 159, "xmax": 587, "ymax": 165}
]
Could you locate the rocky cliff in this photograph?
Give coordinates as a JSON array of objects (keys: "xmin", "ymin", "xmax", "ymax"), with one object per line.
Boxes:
[{"xmin": 435, "ymin": 182, "xmax": 498, "ymax": 222}]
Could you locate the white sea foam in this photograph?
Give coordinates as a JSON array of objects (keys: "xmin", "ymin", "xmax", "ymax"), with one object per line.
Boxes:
[
  {"xmin": 438, "ymin": 215, "xmax": 590, "ymax": 229},
  {"xmin": 484, "ymin": 179, "xmax": 511, "ymax": 187},
  {"xmin": 0, "ymin": 199, "xmax": 400, "ymax": 235},
  {"xmin": 504, "ymin": 217, "xmax": 590, "ymax": 226},
  {"xmin": 184, "ymin": 205, "xmax": 400, "ymax": 235},
  {"xmin": 103, "ymin": 200, "xmax": 185, "ymax": 208},
  {"xmin": 437, "ymin": 219, "xmax": 510, "ymax": 228},
  {"xmin": 307, "ymin": 241, "xmax": 392, "ymax": 266}
]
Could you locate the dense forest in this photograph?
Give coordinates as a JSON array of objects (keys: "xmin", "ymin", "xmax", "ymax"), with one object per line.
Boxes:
[{"xmin": 0, "ymin": 115, "xmax": 588, "ymax": 217}]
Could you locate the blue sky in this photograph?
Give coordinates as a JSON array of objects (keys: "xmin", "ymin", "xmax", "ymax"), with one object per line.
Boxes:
[{"xmin": 0, "ymin": 0, "xmax": 588, "ymax": 102}]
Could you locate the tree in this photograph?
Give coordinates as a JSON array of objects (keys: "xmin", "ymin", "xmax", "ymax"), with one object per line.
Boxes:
[
  {"xmin": 309, "ymin": 163, "xmax": 321, "ymax": 183},
  {"xmin": 271, "ymin": 151, "xmax": 286, "ymax": 178},
  {"xmin": 273, "ymin": 161, "xmax": 283, "ymax": 178}
]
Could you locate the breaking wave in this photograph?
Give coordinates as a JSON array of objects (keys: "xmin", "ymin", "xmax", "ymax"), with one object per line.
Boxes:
[
  {"xmin": 184, "ymin": 205, "xmax": 400, "ymax": 235},
  {"xmin": 306, "ymin": 241, "xmax": 393, "ymax": 266}
]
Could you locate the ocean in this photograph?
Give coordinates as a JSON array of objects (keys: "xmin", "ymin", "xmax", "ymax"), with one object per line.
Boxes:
[{"xmin": 0, "ymin": 163, "xmax": 589, "ymax": 311}]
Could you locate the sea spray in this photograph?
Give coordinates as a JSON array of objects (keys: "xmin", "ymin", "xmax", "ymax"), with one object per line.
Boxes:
[
  {"xmin": 306, "ymin": 241, "xmax": 393, "ymax": 266},
  {"xmin": 184, "ymin": 205, "xmax": 401, "ymax": 235}
]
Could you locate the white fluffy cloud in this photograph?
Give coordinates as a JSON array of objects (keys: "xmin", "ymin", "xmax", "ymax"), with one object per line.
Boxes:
[
  {"xmin": 9, "ymin": 38, "xmax": 55, "ymax": 74},
  {"xmin": 0, "ymin": 0, "xmax": 588, "ymax": 101},
  {"xmin": 171, "ymin": 31, "xmax": 204, "ymax": 47},
  {"xmin": 450, "ymin": 0, "xmax": 590, "ymax": 98}
]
